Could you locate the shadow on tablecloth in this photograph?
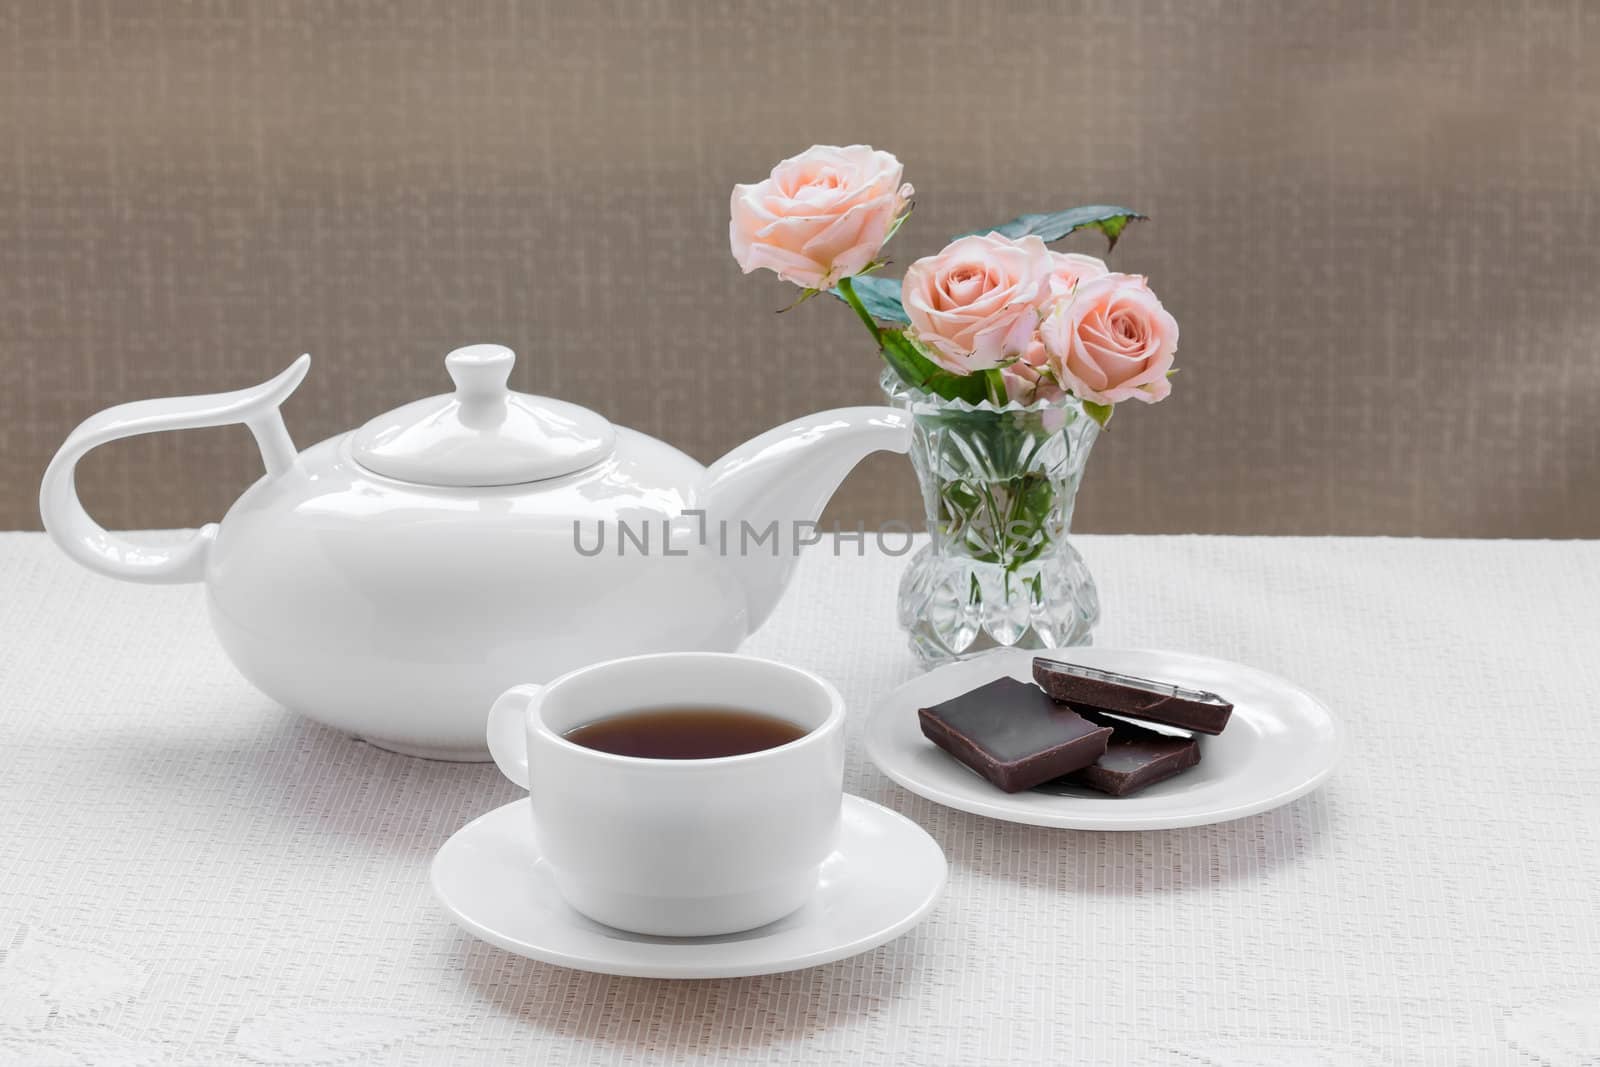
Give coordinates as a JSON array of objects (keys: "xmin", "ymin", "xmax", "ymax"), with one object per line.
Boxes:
[
  {"xmin": 857, "ymin": 766, "xmax": 1341, "ymax": 896},
  {"xmin": 453, "ymin": 933, "xmax": 926, "ymax": 1055}
]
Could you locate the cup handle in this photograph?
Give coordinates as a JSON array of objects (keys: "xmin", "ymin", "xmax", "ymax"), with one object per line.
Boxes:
[{"xmin": 486, "ymin": 683, "xmax": 542, "ymax": 790}]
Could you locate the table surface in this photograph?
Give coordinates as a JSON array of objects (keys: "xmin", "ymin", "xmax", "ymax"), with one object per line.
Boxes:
[{"xmin": 3, "ymin": 532, "xmax": 1598, "ymax": 1066}]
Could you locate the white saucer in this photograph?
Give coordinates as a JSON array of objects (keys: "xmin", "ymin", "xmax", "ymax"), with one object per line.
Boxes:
[
  {"xmin": 865, "ymin": 647, "xmax": 1343, "ymax": 831},
  {"xmin": 431, "ymin": 795, "xmax": 947, "ymax": 978}
]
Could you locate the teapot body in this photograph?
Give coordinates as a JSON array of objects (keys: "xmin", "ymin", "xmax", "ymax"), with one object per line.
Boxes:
[
  {"xmin": 40, "ymin": 349, "xmax": 910, "ymax": 762},
  {"xmin": 206, "ymin": 429, "xmax": 747, "ymax": 759}
]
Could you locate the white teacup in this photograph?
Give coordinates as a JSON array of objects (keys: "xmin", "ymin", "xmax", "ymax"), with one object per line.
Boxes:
[{"xmin": 485, "ymin": 652, "xmax": 846, "ymax": 937}]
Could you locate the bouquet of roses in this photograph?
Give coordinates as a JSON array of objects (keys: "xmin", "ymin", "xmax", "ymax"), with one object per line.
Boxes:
[{"xmin": 729, "ymin": 144, "xmax": 1178, "ymax": 426}]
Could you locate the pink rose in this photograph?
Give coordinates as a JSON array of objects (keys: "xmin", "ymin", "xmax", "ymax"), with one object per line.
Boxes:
[
  {"xmin": 1040, "ymin": 273, "xmax": 1178, "ymax": 405},
  {"xmin": 1044, "ymin": 252, "xmax": 1109, "ymax": 298},
  {"xmin": 1000, "ymin": 254, "xmax": 1108, "ymax": 405},
  {"xmin": 1000, "ymin": 338, "xmax": 1065, "ymax": 405},
  {"xmin": 901, "ymin": 233, "xmax": 1051, "ymax": 373},
  {"xmin": 729, "ymin": 145, "xmax": 913, "ymax": 289}
]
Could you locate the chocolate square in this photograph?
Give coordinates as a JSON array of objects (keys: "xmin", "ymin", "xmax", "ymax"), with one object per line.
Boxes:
[
  {"xmin": 918, "ymin": 677, "xmax": 1113, "ymax": 793},
  {"xmin": 1032, "ymin": 657, "xmax": 1234, "ymax": 735},
  {"xmin": 1043, "ymin": 710, "xmax": 1202, "ymax": 796}
]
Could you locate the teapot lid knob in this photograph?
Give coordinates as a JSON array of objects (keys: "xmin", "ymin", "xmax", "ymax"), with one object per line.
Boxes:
[{"xmin": 445, "ymin": 344, "xmax": 515, "ymax": 402}]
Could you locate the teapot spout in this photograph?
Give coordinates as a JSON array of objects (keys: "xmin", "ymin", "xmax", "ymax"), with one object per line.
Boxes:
[{"xmin": 699, "ymin": 406, "xmax": 910, "ymax": 634}]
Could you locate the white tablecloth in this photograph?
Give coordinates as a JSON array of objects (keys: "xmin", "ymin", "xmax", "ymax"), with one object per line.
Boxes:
[{"xmin": 2, "ymin": 532, "xmax": 1598, "ymax": 1066}]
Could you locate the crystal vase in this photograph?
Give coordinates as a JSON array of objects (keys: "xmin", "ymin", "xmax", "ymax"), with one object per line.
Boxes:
[{"xmin": 884, "ymin": 370, "xmax": 1101, "ymax": 666}]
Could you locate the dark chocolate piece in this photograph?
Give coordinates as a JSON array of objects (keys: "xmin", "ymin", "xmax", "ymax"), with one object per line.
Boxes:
[
  {"xmin": 1032, "ymin": 657, "xmax": 1234, "ymax": 735},
  {"xmin": 918, "ymin": 677, "xmax": 1112, "ymax": 793},
  {"xmin": 1039, "ymin": 710, "xmax": 1201, "ymax": 796}
]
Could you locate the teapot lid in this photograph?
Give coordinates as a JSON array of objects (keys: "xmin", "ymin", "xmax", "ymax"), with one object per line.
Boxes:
[{"xmin": 351, "ymin": 344, "xmax": 615, "ymax": 486}]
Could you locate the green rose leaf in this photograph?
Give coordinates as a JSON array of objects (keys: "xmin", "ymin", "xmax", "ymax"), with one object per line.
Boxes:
[
  {"xmin": 960, "ymin": 205, "xmax": 1148, "ymax": 251},
  {"xmin": 981, "ymin": 367, "xmax": 1009, "ymax": 406},
  {"xmin": 827, "ymin": 274, "xmax": 910, "ymax": 324},
  {"xmin": 1081, "ymin": 399, "xmax": 1114, "ymax": 427},
  {"xmin": 879, "ymin": 328, "xmax": 989, "ymax": 404}
]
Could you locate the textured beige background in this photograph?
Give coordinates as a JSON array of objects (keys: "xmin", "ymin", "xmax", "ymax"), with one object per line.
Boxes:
[{"xmin": 2, "ymin": 0, "xmax": 1597, "ymax": 536}]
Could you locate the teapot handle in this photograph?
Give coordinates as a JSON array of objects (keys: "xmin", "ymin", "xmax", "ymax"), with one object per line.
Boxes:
[{"xmin": 38, "ymin": 355, "xmax": 312, "ymax": 585}]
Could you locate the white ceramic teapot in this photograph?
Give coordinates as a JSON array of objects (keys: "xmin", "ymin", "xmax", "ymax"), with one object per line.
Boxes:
[{"xmin": 40, "ymin": 344, "xmax": 909, "ymax": 759}]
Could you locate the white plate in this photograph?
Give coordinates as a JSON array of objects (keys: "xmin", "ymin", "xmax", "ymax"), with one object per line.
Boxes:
[
  {"xmin": 431, "ymin": 795, "xmax": 947, "ymax": 978},
  {"xmin": 864, "ymin": 647, "xmax": 1343, "ymax": 831}
]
